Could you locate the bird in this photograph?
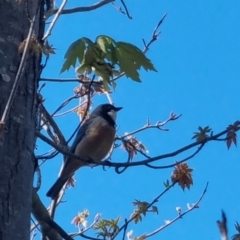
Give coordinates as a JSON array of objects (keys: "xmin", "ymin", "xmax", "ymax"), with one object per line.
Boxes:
[{"xmin": 46, "ymin": 103, "xmax": 122, "ymax": 199}]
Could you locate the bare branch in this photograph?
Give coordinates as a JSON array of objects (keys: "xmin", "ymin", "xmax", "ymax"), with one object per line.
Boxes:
[
  {"xmin": 113, "ymin": 183, "xmax": 175, "ymax": 239},
  {"xmin": 43, "ymin": 0, "xmax": 68, "ymax": 40},
  {"xmin": 143, "ymin": 13, "xmax": 168, "ymax": 53},
  {"xmin": 69, "ymin": 214, "xmax": 101, "ymax": 237},
  {"xmin": 36, "ymin": 125, "xmax": 239, "ymax": 171},
  {"xmin": 31, "ymin": 188, "xmax": 73, "ymax": 240},
  {"xmin": 40, "ymin": 77, "xmax": 81, "ymax": 82},
  {"xmin": 40, "ymin": 103, "xmax": 67, "ymax": 145},
  {"xmin": 52, "ymin": 0, "xmax": 114, "ymax": 15},
  {"xmin": 145, "ymin": 143, "xmax": 204, "ymax": 169},
  {"xmin": 145, "ymin": 183, "xmax": 209, "ymax": 238},
  {"xmin": 112, "ymin": 0, "xmax": 132, "ymax": 19},
  {"xmin": 116, "ymin": 112, "xmax": 182, "ymax": 140},
  {"xmin": 120, "ymin": 0, "xmax": 132, "ymax": 19},
  {"xmin": 111, "ymin": 14, "xmax": 167, "ymax": 83}
]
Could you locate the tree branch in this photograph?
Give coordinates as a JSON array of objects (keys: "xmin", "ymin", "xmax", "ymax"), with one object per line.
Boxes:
[
  {"xmin": 145, "ymin": 183, "xmax": 209, "ymax": 238},
  {"xmin": 114, "ymin": 183, "xmax": 175, "ymax": 238},
  {"xmin": 36, "ymin": 125, "xmax": 239, "ymax": 171},
  {"xmin": 31, "ymin": 188, "xmax": 73, "ymax": 240},
  {"xmin": 52, "ymin": 0, "xmax": 114, "ymax": 15},
  {"xmin": 43, "ymin": 0, "xmax": 68, "ymax": 40}
]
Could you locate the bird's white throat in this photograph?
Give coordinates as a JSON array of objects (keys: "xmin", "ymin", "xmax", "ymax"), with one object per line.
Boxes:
[{"xmin": 107, "ymin": 109, "xmax": 117, "ymax": 122}]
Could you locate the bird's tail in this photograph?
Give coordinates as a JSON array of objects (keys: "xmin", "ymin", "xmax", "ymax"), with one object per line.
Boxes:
[{"xmin": 46, "ymin": 177, "xmax": 68, "ymax": 200}]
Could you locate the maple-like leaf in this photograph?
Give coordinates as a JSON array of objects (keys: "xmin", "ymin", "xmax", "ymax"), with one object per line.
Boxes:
[
  {"xmin": 171, "ymin": 162, "xmax": 193, "ymax": 190},
  {"xmin": 226, "ymin": 121, "xmax": 240, "ymax": 149},
  {"xmin": 192, "ymin": 126, "xmax": 212, "ymax": 142},
  {"xmin": 130, "ymin": 200, "xmax": 158, "ymax": 224},
  {"xmin": 60, "ymin": 35, "xmax": 157, "ymax": 90},
  {"xmin": 93, "ymin": 217, "xmax": 121, "ymax": 238}
]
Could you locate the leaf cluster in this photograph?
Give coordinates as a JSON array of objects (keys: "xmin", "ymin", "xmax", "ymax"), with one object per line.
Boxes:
[
  {"xmin": 60, "ymin": 35, "xmax": 157, "ymax": 89},
  {"xmin": 192, "ymin": 126, "xmax": 212, "ymax": 142},
  {"xmin": 93, "ymin": 217, "xmax": 121, "ymax": 238},
  {"xmin": 226, "ymin": 120, "xmax": 240, "ymax": 149},
  {"xmin": 171, "ymin": 162, "xmax": 193, "ymax": 190},
  {"xmin": 232, "ymin": 222, "xmax": 240, "ymax": 240},
  {"xmin": 130, "ymin": 200, "xmax": 158, "ymax": 224}
]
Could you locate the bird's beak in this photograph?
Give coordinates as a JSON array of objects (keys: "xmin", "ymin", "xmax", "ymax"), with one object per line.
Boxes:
[{"xmin": 114, "ymin": 106, "xmax": 123, "ymax": 112}]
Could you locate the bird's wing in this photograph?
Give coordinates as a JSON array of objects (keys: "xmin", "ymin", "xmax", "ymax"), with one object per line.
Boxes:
[{"xmin": 70, "ymin": 116, "xmax": 95, "ymax": 153}]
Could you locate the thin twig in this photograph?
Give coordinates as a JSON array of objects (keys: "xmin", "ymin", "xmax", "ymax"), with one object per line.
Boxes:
[
  {"xmin": 69, "ymin": 214, "xmax": 101, "ymax": 237},
  {"xmin": 145, "ymin": 183, "xmax": 209, "ymax": 238},
  {"xmin": 120, "ymin": 0, "xmax": 132, "ymax": 19},
  {"xmin": 116, "ymin": 113, "xmax": 182, "ymax": 140},
  {"xmin": 43, "ymin": 0, "xmax": 68, "ymax": 40},
  {"xmin": 114, "ymin": 183, "xmax": 175, "ymax": 238},
  {"xmin": 111, "ymin": 14, "xmax": 167, "ymax": 83},
  {"xmin": 145, "ymin": 143, "xmax": 205, "ymax": 169},
  {"xmin": 143, "ymin": 13, "xmax": 168, "ymax": 53},
  {"xmin": 121, "ymin": 219, "xmax": 128, "ymax": 240},
  {"xmin": 53, "ymin": 105, "xmax": 79, "ymax": 117},
  {"xmin": 52, "ymin": 0, "xmax": 114, "ymax": 15},
  {"xmin": 30, "ymin": 230, "xmax": 37, "ymax": 240},
  {"xmin": 104, "ymin": 91, "xmax": 113, "ymax": 104},
  {"xmin": 111, "ymin": 1, "xmax": 132, "ymax": 19},
  {"xmin": 40, "ymin": 77, "xmax": 102, "ymax": 85}
]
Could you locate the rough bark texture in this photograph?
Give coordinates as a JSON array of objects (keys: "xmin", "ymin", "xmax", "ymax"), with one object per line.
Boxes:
[{"xmin": 0, "ymin": 0, "xmax": 44, "ymax": 239}]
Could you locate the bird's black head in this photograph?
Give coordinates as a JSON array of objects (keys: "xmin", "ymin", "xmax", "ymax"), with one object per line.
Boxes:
[{"xmin": 92, "ymin": 104, "xmax": 122, "ymax": 126}]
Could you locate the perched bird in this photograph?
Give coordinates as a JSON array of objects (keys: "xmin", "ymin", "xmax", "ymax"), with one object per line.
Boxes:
[{"xmin": 46, "ymin": 104, "xmax": 122, "ymax": 199}]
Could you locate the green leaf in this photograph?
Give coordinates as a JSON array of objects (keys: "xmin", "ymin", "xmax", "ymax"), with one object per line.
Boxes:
[
  {"xmin": 115, "ymin": 47, "xmax": 140, "ymax": 81},
  {"xmin": 192, "ymin": 126, "xmax": 212, "ymax": 142},
  {"xmin": 75, "ymin": 63, "xmax": 92, "ymax": 74},
  {"xmin": 114, "ymin": 42, "xmax": 157, "ymax": 81},
  {"xmin": 163, "ymin": 179, "xmax": 170, "ymax": 188},
  {"xmin": 116, "ymin": 42, "xmax": 157, "ymax": 71},
  {"xmin": 60, "ymin": 38, "xmax": 88, "ymax": 73},
  {"xmin": 61, "ymin": 35, "xmax": 157, "ymax": 86},
  {"xmin": 92, "ymin": 62, "xmax": 113, "ymax": 91},
  {"xmin": 96, "ymin": 35, "xmax": 118, "ymax": 64},
  {"xmin": 83, "ymin": 46, "xmax": 100, "ymax": 65},
  {"xmin": 96, "ymin": 35, "xmax": 116, "ymax": 53}
]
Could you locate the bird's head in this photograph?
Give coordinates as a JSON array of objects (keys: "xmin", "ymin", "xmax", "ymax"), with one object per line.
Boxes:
[{"xmin": 92, "ymin": 104, "xmax": 122, "ymax": 122}]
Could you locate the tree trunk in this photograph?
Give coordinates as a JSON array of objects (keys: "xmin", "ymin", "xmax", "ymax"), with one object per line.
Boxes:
[{"xmin": 0, "ymin": 0, "xmax": 44, "ymax": 239}]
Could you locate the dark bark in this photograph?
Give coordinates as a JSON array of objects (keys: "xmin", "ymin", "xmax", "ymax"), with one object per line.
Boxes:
[{"xmin": 0, "ymin": 0, "xmax": 44, "ymax": 239}]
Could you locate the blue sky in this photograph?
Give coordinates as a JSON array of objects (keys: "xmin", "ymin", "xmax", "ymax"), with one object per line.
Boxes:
[{"xmin": 37, "ymin": 0, "xmax": 240, "ymax": 239}]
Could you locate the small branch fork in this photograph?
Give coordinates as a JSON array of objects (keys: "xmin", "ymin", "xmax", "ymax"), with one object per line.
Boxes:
[
  {"xmin": 115, "ymin": 182, "xmax": 209, "ymax": 240},
  {"xmin": 42, "ymin": 182, "xmax": 207, "ymax": 239},
  {"xmin": 116, "ymin": 112, "xmax": 182, "ymax": 140},
  {"xmin": 144, "ymin": 182, "xmax": 209, "ymax": 239},
  {"xmin": 142, "ymin": 13, "xmax": 167, "ymax": 53},
  {"xmin": 43, "ymin": 0, "xmax": 68, "ymax": 40},
  {"xmin": 50, "ymin": 0, "xmax": 131, "ymax": 18}
]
